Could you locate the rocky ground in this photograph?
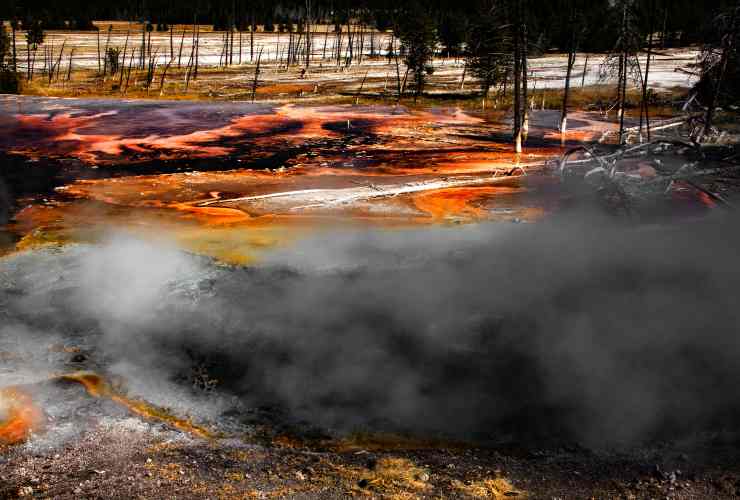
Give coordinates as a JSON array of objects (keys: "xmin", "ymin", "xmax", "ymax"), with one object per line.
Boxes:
[
  {"xmin": 1, "ymin": 335, "xmax": 740, "ymax": 499},
  {"xmin": 2, "ymin": 386, "xmax": 740, "ymax": 499}
]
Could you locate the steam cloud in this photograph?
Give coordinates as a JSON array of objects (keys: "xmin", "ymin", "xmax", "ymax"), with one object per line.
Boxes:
[{"xmin": 2, "ymin": 213, "xmax": 740, "ymax": 447}]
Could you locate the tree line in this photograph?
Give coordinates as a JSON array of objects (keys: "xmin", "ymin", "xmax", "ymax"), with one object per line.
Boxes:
[{"xmin": 0, "ymin": 0, "xmax": 732, "ymax": 50}]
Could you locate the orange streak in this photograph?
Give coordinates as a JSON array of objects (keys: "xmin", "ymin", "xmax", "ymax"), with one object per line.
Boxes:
[
  {"xmin": 0, "ymin": 388, "xmax": 45, "ymax": 447},
  {"xmin": 59, "ymin": 372, "xmax": 213, "ymax": 439}
]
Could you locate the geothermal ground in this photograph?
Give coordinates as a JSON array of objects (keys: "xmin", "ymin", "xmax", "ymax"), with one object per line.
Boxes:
[{"xmin": 1, "ymin": 83, "xmax": 740, "ymax": 499}]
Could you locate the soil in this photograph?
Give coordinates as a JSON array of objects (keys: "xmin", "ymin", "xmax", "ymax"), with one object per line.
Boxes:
[{"xmin": 1, "ymin": 374, "xmax": 740, "ymax": 499}]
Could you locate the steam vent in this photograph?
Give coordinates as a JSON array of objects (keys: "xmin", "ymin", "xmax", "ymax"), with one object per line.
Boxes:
[{"xmin": 2, "ymin": 0, "xmax": 740, "ymax": 497}]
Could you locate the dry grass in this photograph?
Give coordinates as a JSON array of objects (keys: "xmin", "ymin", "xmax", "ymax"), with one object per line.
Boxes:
[
  {"xmin": 364, "ymin": 457, "xmax": 431, "ymax": 491},
  {"xmin": 452, "ymin": 476, "xmax": 527, "ymax": 498}
]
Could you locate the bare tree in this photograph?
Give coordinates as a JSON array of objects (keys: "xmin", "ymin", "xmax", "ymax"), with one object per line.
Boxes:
[
  {"xmin": 521, "ymin": 20, "xmax": 529, "ymax": 142},
  {"xmin": 512, "ymin": 0, "xmax": 527, "ymax": 153},
  {"xmin": 560, "ymin": 9, "xmax": 584, "ymax": 138},
  {"xmin": 600, "ymin": 0, "xmax": 641, "ymax": 144},
  {"xmin": 251, "ymin": 46, "xmax": 263, "ymax": 102},
  {"xmin": 638, "ymin": 0, "xmax": 657, "ymax": 142}
]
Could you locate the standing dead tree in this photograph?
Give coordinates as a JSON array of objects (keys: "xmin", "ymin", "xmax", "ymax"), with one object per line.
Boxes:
[
  {"xmin": 144, "ymin": 49, "xmax": 159, "ymax": 94},
  {"xmin": 123, "ymin": 46, "xmax": 135, "ymax": 94},
  {"xmin": 251, "ymin": 46, "xmax": 263, "ymax": 102},
  {"xmin": 560, "ymin": 8, "xmax": 586, "ymax": 139},
  {"xmin": 513, "ymin": 1, "xmax": 523, "ymax": 153},
  {"xmin": 48, "ymin": 40, "xmax": 65, "ymax": 84},
  {"xmin": 159, "ymin": 58, "xmax": 172, "ymax": 96},
  {"xmin": 66, "ymin": 49, "xmax": 74, "ymax": 83},
  {"xmin": 177, "ymin": 28, "xmax": 186, "ymax": 68},
  {"xmin": 600, "ymin": 0, "xmax": 642, "ymax": 145},
  {"xmin": 305, "ymin": 0, "xmax": 312, "ymax": 69},
  {"xmin": 638, "ymin": 0, "xmax": 657, "ymax": 142},
  {"xmin": 101, "ymin": 25, "xmax": 112, "ymax": 78},
  {"xmin": 581, "ymin": 53, "xmax": 589, "ymax": 87},
  {"xmin": 521, "ymin": 17, "xmax": 529, "ymax": 142},
  {"xmin": 194, "ymin": 21, "xmax": 200, "ymax": 79}
]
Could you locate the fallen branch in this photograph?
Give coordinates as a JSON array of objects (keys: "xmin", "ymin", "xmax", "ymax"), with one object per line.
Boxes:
[{"xmin": 197, "ymin": 173, "xmax": 531, "ymax": 211}]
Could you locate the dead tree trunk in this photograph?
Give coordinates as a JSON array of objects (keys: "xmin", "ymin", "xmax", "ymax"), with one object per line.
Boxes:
[
  {"xmin": 124, "ymin": 47, "xmax": 135, "ymax": 94},
  {"xmin": 184, "ymin": 39, "xmax": 195, "ymax": 90},
  {"xmin": 194, "ymin": 22, "xmax": 200, "ymax": 79},
  {"xmin": 147, "ymin": 30, "xmax": 152, "ymax": 65},
  {"xmin": 229, "ymin": 26, "xmax": 234, "ymax": 66},
  {"xmin": 322, "ymin": 24, "xmax": 329, "ymax": 60},
  {"xmin": 56, "ymin": 44, "xmax": 65, "ymax": 81},
  {"xmin": 178, "ymin": 28, "xmax": 185, "ymax": 68},
  {"xmin": 617, "ymin": 2, "xmax": 629, "ymax": 145},
  {"xmin": 159, "ymin": 59, "xmax": 172, "ymax": 95},
  {"xmin": 639, "ymin": 0, "xmax": 656, "ymax": 142},
  {"xmin": 522, "ymin": 23, "xmax": 529, "ymax": 142},
  {"xmin": 102, "ymin": 27, "xmax": 111, "ymax": 78},
  {"xmin": 581, "ymin": 53, "xmax": 589, "ymax": 87},
  {"xmin": 513, "ymin": 5, "xmax": 523, "ymax": 154},
  {"xmin": 119, "ymin": 38, "xmax": 128, "ymax": 88},
  {"xmin": 219, "ymin": 32, "xmax": 227, "ymax": 67},
  {"xmin": 67, "ymin": 49, "xmax": 74, "ymax": 82},
  {"xmin": 305, "ymin": 0, "xmax": 312, "ymax": 69},
  {"xmin": 251, "ymin": 47, "xmax": 263, "ymax": 102},
  {"xmin": 336, "ymin": 27, "xmax": 343, "ymax": 67},
  {"xmin": 120, "ymin": 28, "xmax": 130, "ymax": 78},
  {"xmin": 140, "ymin": 25, "xmax": 146, "ymax": 69},
  {"xmin": 394, "ymin": 51, "xmax": 402, "ymax": 103},
  {"xmin": 51, "ymin": 41, "xmax": 65, "ymax": 84},
  {"xmin": 561, "ymin": 14, "xmax": 578, "ymax": 137},
  {"xmin": 11, "ymin": 23, "xmax": 17, "ymax": 72},
  {"xmin": 355, "ymin": 70, "xmax": 368, "ymax": 104}
]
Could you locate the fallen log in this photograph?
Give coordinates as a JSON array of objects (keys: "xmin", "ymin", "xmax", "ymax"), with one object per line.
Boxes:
[{"xmin": 196, "ymin": 171, "xmax": 534, "ymax": 211}]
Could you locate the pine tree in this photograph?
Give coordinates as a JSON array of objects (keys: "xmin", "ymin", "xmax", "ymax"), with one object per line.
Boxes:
[
  {"xmin": 25, "ymin": 19, "xmax": 45, "ymax": 81},
  {"xmin": 396, "ymin": 2, "xmax": 438, "ymax": 101},
  {"xmin": 466, "ymin": 1, "xmax": 512, "ymax": 98}
]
